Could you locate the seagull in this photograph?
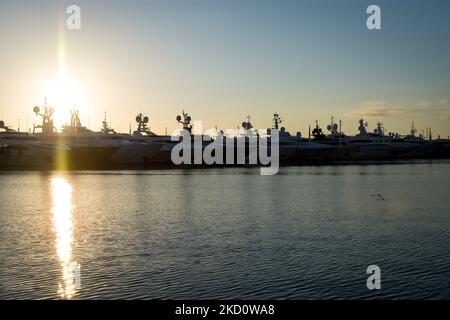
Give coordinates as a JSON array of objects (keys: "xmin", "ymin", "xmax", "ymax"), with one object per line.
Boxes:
[{"xmin": 371, "ymin": 194, "xmax": 385, "ymax": 201}]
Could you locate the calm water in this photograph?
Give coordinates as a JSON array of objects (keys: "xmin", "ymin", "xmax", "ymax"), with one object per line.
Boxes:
[{"xmin": 1, "ymin": 162, "xmax": 449, "ymax": 299}]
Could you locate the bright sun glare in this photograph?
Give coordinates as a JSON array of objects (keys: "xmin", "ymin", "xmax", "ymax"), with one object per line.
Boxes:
[{"xmin": 44, "ymin": 78, "xmax": 85, "ymax": 126}]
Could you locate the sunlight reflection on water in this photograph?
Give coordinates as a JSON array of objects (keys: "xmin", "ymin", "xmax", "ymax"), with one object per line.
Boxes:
[{"xmin": 51, "ymin": 177, "xmax": 80, "ymax": 299}]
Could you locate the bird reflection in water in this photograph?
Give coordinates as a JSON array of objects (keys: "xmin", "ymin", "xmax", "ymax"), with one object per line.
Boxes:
[{"xmin": 51, "ymin": 177, "xmax": 80, "ymax": 299}]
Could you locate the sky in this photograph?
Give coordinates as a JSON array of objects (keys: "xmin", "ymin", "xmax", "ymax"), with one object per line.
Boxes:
[{"xmin": 0, "ymin": 0, "xmax": 449, "ymax": 137}]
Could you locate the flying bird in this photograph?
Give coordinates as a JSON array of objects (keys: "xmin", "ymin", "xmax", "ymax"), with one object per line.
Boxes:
[{"xmin": 371, "ymin": 194, "xmax": 385, "ymax": 201}]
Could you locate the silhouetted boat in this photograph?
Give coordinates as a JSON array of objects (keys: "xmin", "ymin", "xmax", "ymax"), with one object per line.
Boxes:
[{"xmin": 2, "ymin": 106, "xmax": 450, "ymax": 169}]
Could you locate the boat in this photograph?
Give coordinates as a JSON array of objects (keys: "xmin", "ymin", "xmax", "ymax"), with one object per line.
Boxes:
[
  {"xmin": 105, "ymin": 113, "xmax": 162, "ymax": 166},
  {"xmin": 139, "ymin": 110, "xmax": 212, "ymax": 165},
  {"xmin": 265, "ymin": 113, "xmax": 334, "ymax": 163},
  {"xmin": 2, "ymin": 104, "xmax": 450, "ymax": 169},
  {"xmin": 0, "ymin": 100, "xmax": 162, "ymax": 169},
  {"xmin": 311, "ymin": 118, "xmax": 419, "ymax": 161},
  {"xmin": 0, "ymin": 119, "xmax": 60, "ymax": 168}
]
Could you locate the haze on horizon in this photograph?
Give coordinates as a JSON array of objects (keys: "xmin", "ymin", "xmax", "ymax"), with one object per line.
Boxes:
[{"xmin": 0, "ymin": 0, "xmax": 449, "ymax": 138}]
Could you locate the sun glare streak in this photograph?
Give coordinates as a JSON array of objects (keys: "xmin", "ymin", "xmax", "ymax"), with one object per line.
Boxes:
[
  {"xmin": 40, "ymin": 28, "xmax": 88, "ymax": 128},
  {"xmin": 58, "ymin": 40, "xmax": 66, "ymax": 81},
  {"xmin": 51, "ymin": 177, "xmax": 80, "ymax": 299}
]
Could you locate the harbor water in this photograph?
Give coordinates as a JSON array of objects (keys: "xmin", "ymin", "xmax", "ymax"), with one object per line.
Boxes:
[{"xmin": 1, "ymin": 161, "xmax": 449, "ymax": 299}]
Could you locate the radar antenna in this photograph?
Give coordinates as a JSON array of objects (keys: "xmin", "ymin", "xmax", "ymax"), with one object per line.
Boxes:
[
  {"xmin": 241, "ymin": 115, "xmax": 253, "ymax": 131},
  {"xmin": 176, "ymin": 110, "xmax": 193, "ymax": 133},
  {"xmin": 311, "ymin": 120, "xmax": 325, "ymax": 138},
  {"xmin": 135, "ymin": 113, "xmax": 151, "ymax": 134},
  {"xmin": 326, "ymin": 116, "xmax": 339, "ymax": 136},
  {"xmin": 374, "ymin": 121, "xmax": 384, "ymax": 136},
  {"xmin": 33, "ymin": 97, "xmax": 56, "ymax": 134}
]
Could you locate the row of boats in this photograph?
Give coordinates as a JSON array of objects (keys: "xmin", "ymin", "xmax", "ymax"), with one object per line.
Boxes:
[{"xmin": 1, "ymin": 101, "xmax": 449, "ymax": 169}]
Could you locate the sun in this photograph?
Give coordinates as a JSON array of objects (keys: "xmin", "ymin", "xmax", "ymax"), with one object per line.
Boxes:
[{"xmin": 44, "ymin": 78, "xmax": 85, "ymax": 127}]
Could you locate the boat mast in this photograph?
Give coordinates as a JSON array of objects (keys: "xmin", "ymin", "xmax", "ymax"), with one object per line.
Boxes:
[
  {"xmin": 410, "ymin": 121, "xmax": 417, "ymax": 137},
  {"xmin": 358, "ymin": 118, "xmax": 368, "ymax": 136},
  {"xmin": 273, "ymin": 113, "xmax": 282, "ymax": 130},
  {"xmin": 101, "ymin": 111, "xmax": 115, "ymax": 134},
  {"xmin": 176, "ymin": 110, "xmax": 193, "ymax": 134},
  {"xmin": 33, "ymin": 98, "xmax": 55, "ymax": 134}
]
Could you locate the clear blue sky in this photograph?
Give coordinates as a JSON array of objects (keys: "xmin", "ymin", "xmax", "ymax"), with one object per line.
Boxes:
[{"xmin": 0, "ymin": 0, "xmax": 449, "ymax": 137}]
